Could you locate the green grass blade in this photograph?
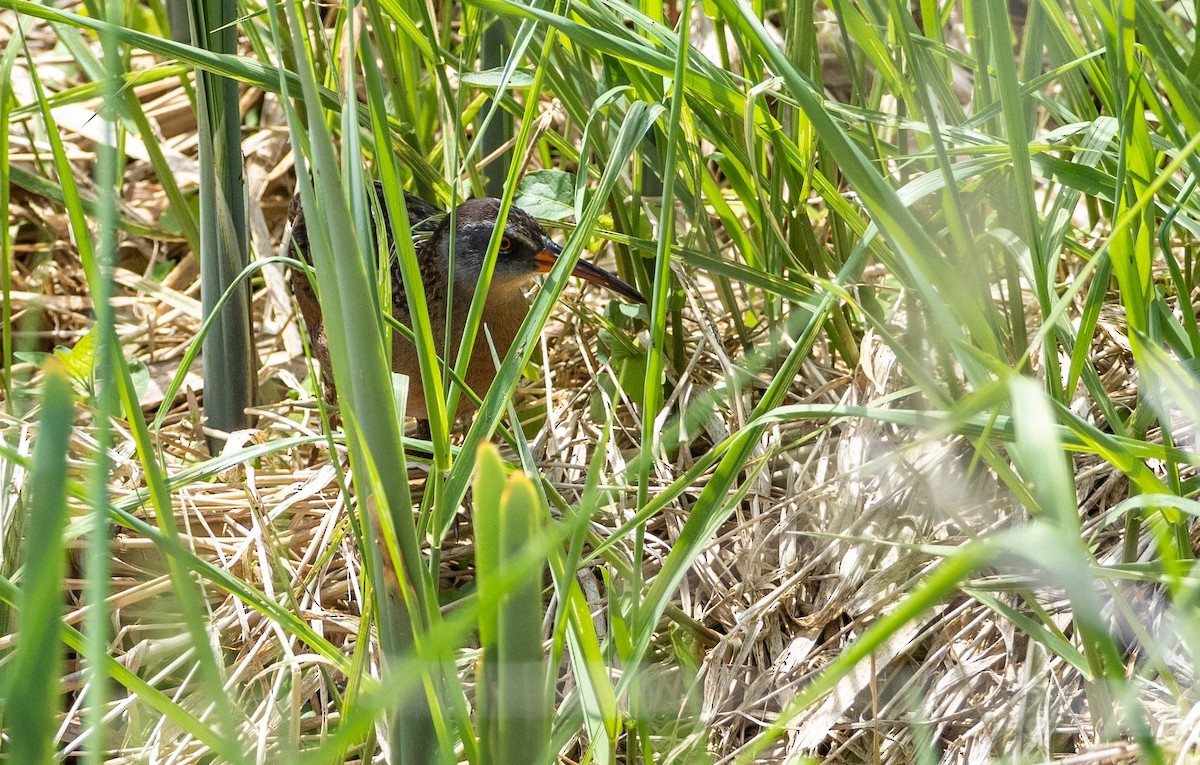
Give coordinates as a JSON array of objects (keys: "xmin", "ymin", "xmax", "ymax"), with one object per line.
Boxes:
[
  {"xmin": 5, "ymin": 369, "xmax": 73, "ymax": 764},
  {"xmin": 189, "ymin": 0, "xmax": 253, "ymax": 448},
  {"xmin": 474, "ymin": 445, "xmax": 551, "ymax": 764}
]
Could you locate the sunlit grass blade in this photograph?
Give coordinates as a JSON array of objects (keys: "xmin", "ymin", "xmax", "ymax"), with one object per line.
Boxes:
[
  {"xmin": 358, "ymin": 25, "xmax": 451, "ymax": 468},
  {"xmin": 82, "ymin": 1, "xmax": 125, "ymax": 758},
  {"xmin": 0, "ymin": 24, "xmax": 22, "ymax": 402},
  {"xmin": 474, "ymin": 444, "xmax": 552, "ymax": 764},
  {"xmin": 266, "ymin": 0, "xmax": 446, "ymax": 759},
  {"xmin": 5, "ymin": 368, "xmax": 73, "ymax": 764}
]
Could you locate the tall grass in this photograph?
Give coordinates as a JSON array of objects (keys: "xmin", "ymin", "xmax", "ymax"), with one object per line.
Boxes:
[{"xmin": 1, "ymin": 0, "xmax": 1199, "ymax": 762}]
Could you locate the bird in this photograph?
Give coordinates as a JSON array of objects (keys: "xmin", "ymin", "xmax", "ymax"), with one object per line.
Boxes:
[{"xmin": 287, "ymin": 183, "xmax": 646, "ymax": 427}]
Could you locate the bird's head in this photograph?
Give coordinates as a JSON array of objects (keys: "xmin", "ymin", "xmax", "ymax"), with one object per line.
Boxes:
[{"xmin": 433, "ymin": 198, "xmax": 646, "ymax": 304}]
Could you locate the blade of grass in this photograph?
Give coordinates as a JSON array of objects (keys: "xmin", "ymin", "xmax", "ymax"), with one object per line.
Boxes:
[
  {"xmin": 81, "ymin": 0, "xmax": 125, "ymax": 757},
  {"xmin": 474, "ymin": 445, "xmax": 552, "ymax": 764},
  {"xmin": 189, "ymin": 0, "xmax": 254, "ymax": 448},
  {"xmin": 359, "ymin": 30, "xmax": 452, "ymax": 468},
  {"xmin": 5, "ymin": 368, "xmax": 73, "ymax": 764},
  {"xmin": 0, "ymin": 22, "xmax": 23, "ymax": 403},
  {"xmin": 634, "ymin": 1, "xmax": 690, "ymax": 623},
  {"xmin": 267, "ymin": 0, "xmax": 446, "ymax": 758}
]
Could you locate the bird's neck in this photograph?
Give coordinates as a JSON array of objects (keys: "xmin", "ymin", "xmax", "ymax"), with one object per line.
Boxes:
[
  {"xmin": 447, "ymin": 276, "xmax": 527, "ymax": 317},
  {"xmin": 447, "ymin": 277, "xmax": 528, "ymax": 347}
]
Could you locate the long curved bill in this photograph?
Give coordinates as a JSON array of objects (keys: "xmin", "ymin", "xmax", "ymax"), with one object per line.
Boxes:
[{"xmin": 533, "ymin": 239, "xmax": 647, "ymax": 304}]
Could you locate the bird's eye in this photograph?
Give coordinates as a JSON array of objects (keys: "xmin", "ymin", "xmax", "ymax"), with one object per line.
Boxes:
[{"xmin": 499, "ymin": 236, "xmax": 512, "ymax": 252}]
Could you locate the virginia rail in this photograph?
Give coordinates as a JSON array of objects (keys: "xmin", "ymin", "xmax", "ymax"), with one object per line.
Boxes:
[{"xmin": 288, "ymin": 184, "xmax": 646, "ymax": 423}]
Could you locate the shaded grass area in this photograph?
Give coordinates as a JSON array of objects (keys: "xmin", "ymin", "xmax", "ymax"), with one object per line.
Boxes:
[{"xmin": 1, "ymin": 0, "xmax": 1199, "ymax": 762}]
